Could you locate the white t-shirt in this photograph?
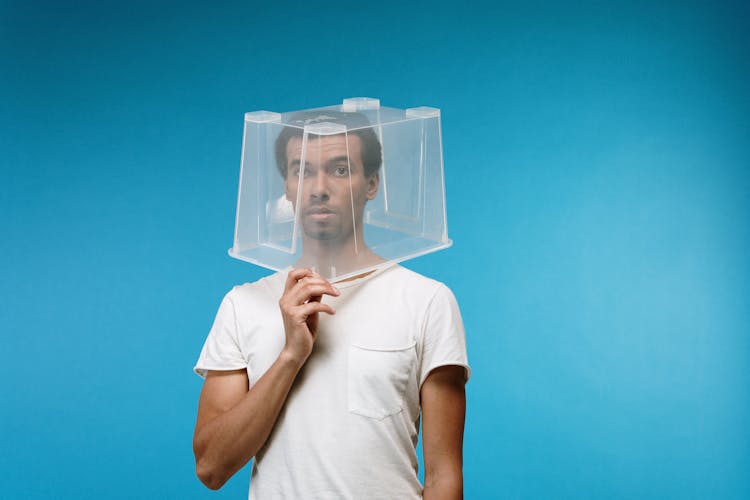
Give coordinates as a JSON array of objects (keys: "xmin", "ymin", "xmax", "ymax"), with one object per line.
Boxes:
[{"xmin": 194, "ymin": 264, "xmax": 470, "ymax": 499}]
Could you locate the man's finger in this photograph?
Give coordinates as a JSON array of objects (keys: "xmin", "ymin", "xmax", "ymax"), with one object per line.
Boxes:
[
  {"xmin": 298, "ymin": 301, "xmax": 336, "ymax": 318},
  {"xmin": 285, "ymin": 268, "xmax": 314, "ymax": 292},
  {"xmin": 288, "ymin": 283, "xmax": 339, "ymax": 305}
]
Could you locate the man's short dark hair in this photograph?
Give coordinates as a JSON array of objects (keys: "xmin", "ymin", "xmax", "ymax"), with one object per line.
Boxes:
[{"xmin": 274, "ymin": 110, "xmax": 382, "ymax": 179}]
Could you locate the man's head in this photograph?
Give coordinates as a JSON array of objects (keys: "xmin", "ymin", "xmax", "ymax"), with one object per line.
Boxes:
[
  {"xmin": 274, "ymin": 111, "xmax": 382, "ymax": 179},
  {"xmin": 274, "ymin": 111, "xmax": 382, "ymax": 243}
]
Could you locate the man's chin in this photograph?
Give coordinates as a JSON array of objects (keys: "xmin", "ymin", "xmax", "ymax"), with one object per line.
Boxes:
[{"xmin": 302, "ymin": 225, "xmax": 340, "ymax": 241}]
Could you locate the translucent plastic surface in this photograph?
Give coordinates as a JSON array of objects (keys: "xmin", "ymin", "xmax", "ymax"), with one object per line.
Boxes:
[{"xmin": 230, "ymin": 97, "xmax": 451, "ymax": 281}]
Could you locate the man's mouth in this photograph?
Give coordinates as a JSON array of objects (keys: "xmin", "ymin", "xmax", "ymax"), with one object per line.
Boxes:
[
  {"xmin": 306, "ymin": 207, "xmax": 334, "ymax": 215},
  {"xmin": 305, "ymin": 207, "xmax": 336, "ymax": 220}
]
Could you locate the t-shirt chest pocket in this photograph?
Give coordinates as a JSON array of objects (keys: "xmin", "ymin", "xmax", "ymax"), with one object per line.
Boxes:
[{"xmin": 347, "ymin": 342, "xmax": 417, "ymax": 420}]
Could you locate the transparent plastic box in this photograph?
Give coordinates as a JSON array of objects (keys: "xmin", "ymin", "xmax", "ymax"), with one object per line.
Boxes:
[{"xmin": 230, "ymin": 97, "xmax": 451, "ymax": 281}]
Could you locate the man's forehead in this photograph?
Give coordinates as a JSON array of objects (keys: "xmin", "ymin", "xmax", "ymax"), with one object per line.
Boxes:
[{"xmin": 286, "ymin": 134, "xmax": 363, "ymax": 161}]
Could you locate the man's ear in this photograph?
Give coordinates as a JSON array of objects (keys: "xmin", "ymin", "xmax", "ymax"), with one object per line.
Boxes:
[
  {"xmin": 284, "ymin": 175, "xmax": 293, "ymax": 202},
  {"xmin": 366, "ymin": 172, "xmax": 379, "ymax": 200}
]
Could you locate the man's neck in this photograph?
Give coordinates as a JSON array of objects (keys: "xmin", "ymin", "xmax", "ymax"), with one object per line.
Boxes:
[{"xmin": 298, "ymin": 232, "xmax": 383, "ymax": 278}]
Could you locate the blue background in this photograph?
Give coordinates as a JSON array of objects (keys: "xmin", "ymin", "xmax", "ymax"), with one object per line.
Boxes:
[{"xmin": 2, "ymin": 1, "xmax": 748, "ymax": 498}]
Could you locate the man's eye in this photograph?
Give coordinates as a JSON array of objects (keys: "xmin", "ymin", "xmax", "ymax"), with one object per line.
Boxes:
[
  {"xmin": 333, "ymin": 166, "xmax": 349, "ymax": 177},
  {"xmin": 292, "ymin": 168, "xmax": 312, "ymax": 177}
]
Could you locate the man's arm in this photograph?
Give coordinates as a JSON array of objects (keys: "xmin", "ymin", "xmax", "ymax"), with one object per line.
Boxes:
[
  {"xmin": 192, "ymin": 269, "xmax": 339, "ymax": 490},
  {"xmin": 421, "ymin": 365, "xmax": 467, "ymax": 500}
]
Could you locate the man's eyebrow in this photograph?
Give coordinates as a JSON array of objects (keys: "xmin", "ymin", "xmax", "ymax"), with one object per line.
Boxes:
[{"xmin": 325, "ymin": 155, "xmax": 351, "ymax": 166}]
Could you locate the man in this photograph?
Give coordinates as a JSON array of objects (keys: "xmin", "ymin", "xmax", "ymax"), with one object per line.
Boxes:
[{"xmin": 193, "ymin": 111, "xmax": 470, "ymax": 499}]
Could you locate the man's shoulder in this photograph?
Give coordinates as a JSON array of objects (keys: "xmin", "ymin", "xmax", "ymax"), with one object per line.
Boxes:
[
  {"xmin": 224, "ymin": 270, "xmax": 287, "ymax": 304},
  {"xmin": 373, "ymin": 264, "xmax": 450, "ymax": 299},
  {"xmin": 384, "ymin": 264, "xmax": 440, "ymax": 284}
]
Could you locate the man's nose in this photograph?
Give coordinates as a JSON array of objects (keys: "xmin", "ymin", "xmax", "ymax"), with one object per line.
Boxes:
[{"xmin": 309, "ymin": 169, "xmax": 330, "ymax": 200}]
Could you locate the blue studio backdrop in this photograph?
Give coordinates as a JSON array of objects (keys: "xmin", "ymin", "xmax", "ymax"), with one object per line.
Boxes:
[{"xmin": 1, "ymin": 1, "xmax": 748, "ymax": 499}]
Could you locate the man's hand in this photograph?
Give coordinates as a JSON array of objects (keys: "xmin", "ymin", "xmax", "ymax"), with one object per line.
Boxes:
[{"xmin": 279, "ymin": 268, "xmax": 339, "ymax": 365}]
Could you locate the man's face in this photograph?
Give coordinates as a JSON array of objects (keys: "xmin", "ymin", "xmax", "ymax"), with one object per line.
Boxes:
[{"xmin": 285, "ymin": 134, "xmax": 379, "ymax": 242}]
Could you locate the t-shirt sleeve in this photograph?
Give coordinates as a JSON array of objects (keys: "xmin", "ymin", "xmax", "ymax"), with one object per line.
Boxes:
[
  {"xmin": 418, "ymin": 283, "xmax": 471, "ymax": 388},
  {"xmin": 194, "ymin": 290, "xmax": 248, "ymax": 379}
]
